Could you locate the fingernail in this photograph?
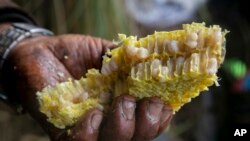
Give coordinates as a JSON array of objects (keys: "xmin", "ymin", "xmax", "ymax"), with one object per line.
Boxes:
[
  {"xmin": 147, "ymin": 99, "xmax": 163, "ymax": 123},
  {"xmin": 91, "ymin": 113, "xmax": 103, "ymax": 130},
  {"xmin": 122, "ymin": 98, "xmax": 136, "ymax": 120},
  {"xmin": 160, "ymin": 106, "xmax": 173, "ymax": 124}
]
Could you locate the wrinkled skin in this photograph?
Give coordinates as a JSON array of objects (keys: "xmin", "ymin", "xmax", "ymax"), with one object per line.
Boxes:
[{"xmin": 2, "ymin": 34, "xmax": 173, "ymax": 141}]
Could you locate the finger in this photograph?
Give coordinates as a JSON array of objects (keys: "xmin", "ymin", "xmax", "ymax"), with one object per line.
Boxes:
[
  {"xmin": 83, "ymin": 36, "xmax": 116, "ymax": 70},
  {"xmin": 68, "ymin": 109, "xmax": 103, "ymax": 141},
  {"xmin": 132, "ymin": 97, "xmax": 171, "ymax": 141},
  {"xmin": 99, "ymin": 95, "xmax": 136, "ymax": 141},
  {"xmin": 47, "ymin": 35, "xmax": 115, "ymax": 79},
  {"xmin": 99, "ymin": 37, "xmax": 116, "ymax": 52},
  {"xmin": 157, "ymin": 105, "xmax": 173, "ymax": 135}
]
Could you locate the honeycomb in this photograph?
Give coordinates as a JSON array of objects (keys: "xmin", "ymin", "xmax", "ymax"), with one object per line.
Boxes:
[{"xmin": 37, "ymin": 23, "xmax": 228, "ymax": 128}]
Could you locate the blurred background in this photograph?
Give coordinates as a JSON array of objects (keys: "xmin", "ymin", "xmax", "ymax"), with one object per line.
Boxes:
[{"xmin": 0, "ymin": 0, "xmax": 250, "ymax": 141}]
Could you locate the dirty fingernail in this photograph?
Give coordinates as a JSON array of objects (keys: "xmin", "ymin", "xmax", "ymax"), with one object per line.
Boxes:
[
  {"xmin": 147, "ymin": 99, "xmax": 163, "ymax": 123},
  {"xmin": 122, "ymin": 98, "xmax": 136, "ymax": 120},
  {"xmin": 91, "ymin": 113, "xmax": 103, "ymax": 130}
]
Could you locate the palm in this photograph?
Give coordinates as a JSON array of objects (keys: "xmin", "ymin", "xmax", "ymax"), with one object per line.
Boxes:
[
  {"xmin": 2, "ymin": 35, "xmax": 114, "ymax": 140},
  {"xmin": 4, "ymin": 34, "xmax": 114, "ymax": 92}
]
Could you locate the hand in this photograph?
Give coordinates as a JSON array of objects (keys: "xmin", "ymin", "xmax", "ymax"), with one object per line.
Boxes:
[{"xmin": 2, "ymin": 34, "xmax": 173, "ymax": 141}]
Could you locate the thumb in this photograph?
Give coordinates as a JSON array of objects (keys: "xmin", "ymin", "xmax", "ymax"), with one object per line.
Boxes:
[{"xmin": 67, "ymin": 109, "xmax": 103, "ymax": 141}]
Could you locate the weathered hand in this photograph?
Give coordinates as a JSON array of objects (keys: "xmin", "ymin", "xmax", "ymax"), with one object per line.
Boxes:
[{"xmin": 2, "ymin": 34, "xmax": 172, "ymax": 141}]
